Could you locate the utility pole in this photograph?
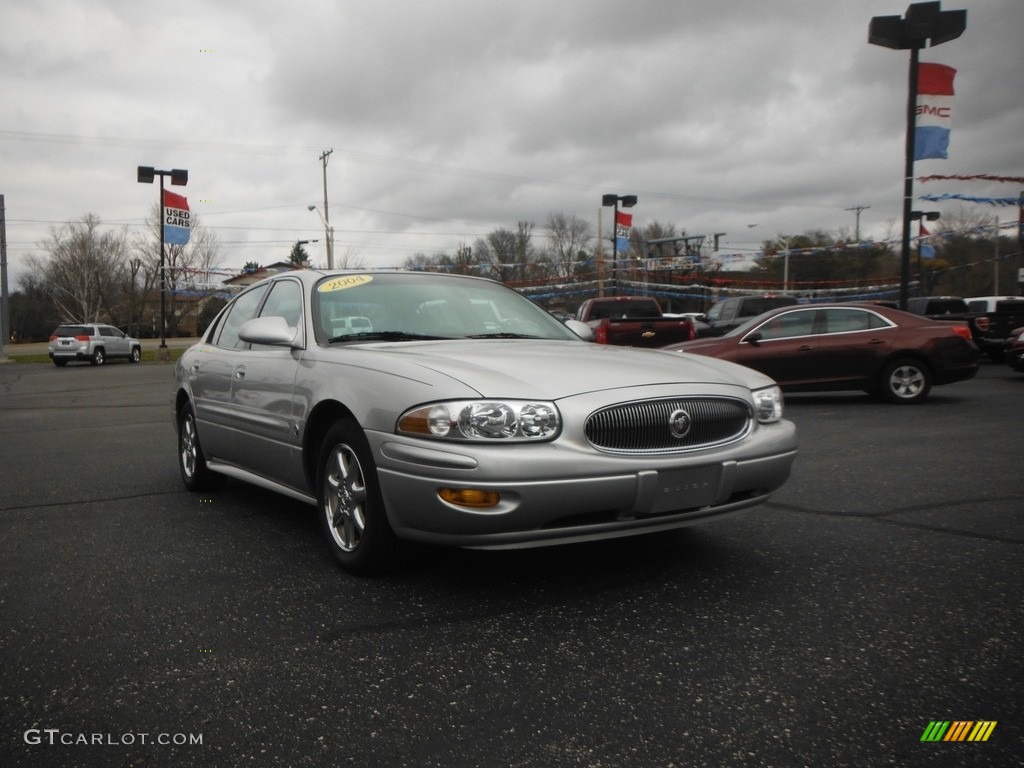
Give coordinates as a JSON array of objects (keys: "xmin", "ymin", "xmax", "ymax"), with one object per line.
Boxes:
[
  {"xmin": 845, "ymin": 205, "xmax": 870, "ymax": 241},
  {"xmin": 0, "ymin": 194, "xmax": 8, "ymax": 361},
  {"xmin": 319, "ymin": 149, "xmax": 334, "ymax": 269},
  {"xmin": 993, "ymin": 216, "xmax": 1000, "ymax": 295}
]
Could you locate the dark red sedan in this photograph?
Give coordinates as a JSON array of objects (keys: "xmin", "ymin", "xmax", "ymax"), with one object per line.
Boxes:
[{"xmin": 663, "ymin": 302, "xmax": 979, "ymax": 404}]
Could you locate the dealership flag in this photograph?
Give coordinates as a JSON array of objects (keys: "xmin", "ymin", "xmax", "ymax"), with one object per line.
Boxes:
[
  {"xmin": 163, "ymin": 189, "xmax": 191, "ymax": 245},
  {"xmin": 915, "ymin": 63, "xmax": 956, "ymax": 161},
  {"xmin": 615, "ymin": 210, "xmax": 633, "ymax": 253},
  {"xmin": 919, "ymin": 223, "xmax": 936, "ymax": 259}
]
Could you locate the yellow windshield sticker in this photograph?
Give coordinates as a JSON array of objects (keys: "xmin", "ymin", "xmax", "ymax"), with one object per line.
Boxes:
[{"xmin": 318, "ymin": 275, "xmax": 373, "ymax": 293}]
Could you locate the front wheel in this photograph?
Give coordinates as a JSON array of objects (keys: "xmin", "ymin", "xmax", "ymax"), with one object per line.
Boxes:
[
  {"xmin": 129, "ymin": 346, "xmax": 141, "ymax": 363},
  {"xmin": 178, "ymin": 402, "xmax": 222, "ymax": 491},
  {"xmin": 880, "ymin": 358, "xmax": 931, "ymax": 404},
  {"xmin": 317, "ymin": 419, "xmax": 399, "ymax": 575}
]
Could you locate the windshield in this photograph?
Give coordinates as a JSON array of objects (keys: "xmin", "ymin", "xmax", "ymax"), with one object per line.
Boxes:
[{"xmin": 313, "ymin": 272, "xmax": 582, "ymax": 344}]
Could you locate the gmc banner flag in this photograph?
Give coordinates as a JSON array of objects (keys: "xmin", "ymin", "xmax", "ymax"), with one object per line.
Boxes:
[
  {"xmin": 915, "ymin": 63, "xmax": 956, "ymax": 161},
  {"xmin": 163, "ymin": 189, "xmax": 191, "ymax": 245},
  {"xmin": 615, "ymin": 210, "xmax": 633, "ymax": 253}
]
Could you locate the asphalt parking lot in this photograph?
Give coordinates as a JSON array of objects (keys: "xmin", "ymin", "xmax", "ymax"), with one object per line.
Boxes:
[{"xmin": 0, "ymin": 359, "xmax": 1021, "ymax": 768}]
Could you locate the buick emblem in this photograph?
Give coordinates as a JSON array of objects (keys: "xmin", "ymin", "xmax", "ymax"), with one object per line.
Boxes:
[{"xmin": 669, "ymin": 408, "xmax": 692, "ymax": 439}]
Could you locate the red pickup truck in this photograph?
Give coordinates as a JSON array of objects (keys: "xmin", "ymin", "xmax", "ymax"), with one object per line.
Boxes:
[{"xmin": 574, "ymin": 296, "xmax": 696, "ymax": 347}]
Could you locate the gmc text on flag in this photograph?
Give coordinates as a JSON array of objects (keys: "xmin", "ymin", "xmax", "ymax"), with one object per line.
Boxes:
[
  {"xmin": 915, "ymin": 63, "xmax": 956, "ymax": 161},
  {"xmin": 615, "ymin": 210, "xmax": 633, "ymax": 254}
]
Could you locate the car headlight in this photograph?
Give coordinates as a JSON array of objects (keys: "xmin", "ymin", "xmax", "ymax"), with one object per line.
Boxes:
[
  {"xmin": 397, "ymin": 400, "xmax": 561, "ymax": 441},
  {"xmin": 752, "ymin": 385, "xmax": 783, "ymax": 423}
]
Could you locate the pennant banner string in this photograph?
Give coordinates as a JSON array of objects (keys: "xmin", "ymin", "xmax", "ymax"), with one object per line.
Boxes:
[
  {"xmin": 917, "ymin": 174, "xmax": 1024, "ymax": 184},
  {"xmin": 919, "ymin": 193, "xmax": 1024, "ymax": 206}
]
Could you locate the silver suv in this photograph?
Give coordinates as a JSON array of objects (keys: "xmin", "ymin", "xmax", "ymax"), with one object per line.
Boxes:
[{"xmin": 48, "ymin": 324, "xmax": 143, "ymax": 367}]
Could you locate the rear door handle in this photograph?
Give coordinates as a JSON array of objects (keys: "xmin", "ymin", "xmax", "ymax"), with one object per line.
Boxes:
[{"xmin": 234, "ymin": 365, "xmax": 246, "ymax": 380}]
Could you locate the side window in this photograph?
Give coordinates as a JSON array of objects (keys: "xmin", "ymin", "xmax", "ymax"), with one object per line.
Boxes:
[
  {"xmin": 720, "ymin": 299, "xmax": 737, "ymax": 322},
  {"xmin": 706, "ymin": 301, "xmax": 726, "ymax": 322},
  {"xmin": 823, "ymin": 309, "xmax": 873, "ymax": 334},
  {"xmin": 215, "ymin": 285, "xmax": 269, "ymax": 350},
  {"xmin": 100, "ymin": 326, "xmax": 115, "ymax": 337},
  {"xmin": 260, "ymin": 280, "xmax": 303, "ymax": 327},
  {"xmin": 754, "ymin": 310, "xmax": 817, "ymax": 341}
]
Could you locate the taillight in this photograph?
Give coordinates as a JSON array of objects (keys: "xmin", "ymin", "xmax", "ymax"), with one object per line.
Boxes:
[
  {"xmin": 973, "ymin": 316, "xmax": 990, "ymax": 332},
  {"xmin": 594, "ymin": 325, "xmax": 608, "ymax": 344},
  {"xmin": 49, "ymin": 335, "xmax": 58, "ymax": 342},
  {"xmin": 951, "ymin": 325, "xmax": 972, "ymax": 341}
]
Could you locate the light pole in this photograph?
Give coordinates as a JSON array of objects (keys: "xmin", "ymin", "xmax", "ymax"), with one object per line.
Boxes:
[
  {"xmin": 601, "ymin": 193, "xmax": 637, "ymax": 295},
  {"xmin": 137, "ymin": 165, "xmax": 188, "ymax": 356},
  {"xmin": 869, "ymin": 1, "xmax": 966, "ymax": 310},
  {"xmin": 776, "ymin": 236, "xmax": 792, "ymax": 293},
  {"xmin": 910, "ymin": 210, "xmax": 940, "ymax": 294},
  {"xmin": 308, "ymin": 205, "xmax": 334, "ymax": 269}
]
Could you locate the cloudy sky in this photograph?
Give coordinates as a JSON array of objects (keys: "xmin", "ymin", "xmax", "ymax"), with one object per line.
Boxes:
[{"xmin": 2, "ymin": 0, "xmax": 1021, "ymax": 286}]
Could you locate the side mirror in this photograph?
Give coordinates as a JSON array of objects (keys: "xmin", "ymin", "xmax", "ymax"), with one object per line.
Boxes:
[
  {"xmin": 743, "ymin": 331, "xmax": 763, "ymax": 345},
  {"xmin": 238, "ymin": 316, "xmax": 300, "ymax": 348},
  {"xmin": 564, "ymin": 319, "xmax": 595, "ymax": 342}
]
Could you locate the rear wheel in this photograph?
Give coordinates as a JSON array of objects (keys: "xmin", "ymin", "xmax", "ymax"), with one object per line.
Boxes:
[
  {"xmin": 317, "ymin": 419, "xmax": 399, "ymax": 575},
  {"xmin": 53, "ymin": 359, "xmax": 68, "ymax": 367},
  {"xmin": 178, "ymin": 402, "xmax": 221, "ymax": 491},
  {"xmin": 880, "ymin": 358, "xmax": 931, "ymax": 404},
  {"xmin": 91, "ymin": 348, "xmax": 105, "ymax": 366}
]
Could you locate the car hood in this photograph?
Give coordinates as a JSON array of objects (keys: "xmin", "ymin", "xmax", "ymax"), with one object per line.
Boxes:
[
  {"xmin": 668, "ymin": 337, "xmax": 738, "ymax": 359},
  {"xmin": 326, "ymin": 339, "xmax": 771, "ymax": 399}
]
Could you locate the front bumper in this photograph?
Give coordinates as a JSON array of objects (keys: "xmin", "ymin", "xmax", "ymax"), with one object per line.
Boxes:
[{"xmin": 369, "ymin": 419, "xmax": 797, "ymax": 549}]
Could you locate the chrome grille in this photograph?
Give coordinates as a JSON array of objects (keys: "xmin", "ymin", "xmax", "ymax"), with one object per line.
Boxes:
[{"xmin": 585, "ymin": 397, "xmax": 751, "ymax": 453}]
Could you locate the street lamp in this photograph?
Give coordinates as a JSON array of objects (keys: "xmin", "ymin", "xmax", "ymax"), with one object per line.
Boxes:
[
  {"xmin": 308, "ymin": 205, "xmax": 334, "ymax": 269},
  {"xmin": 601, "ymin": 193, "xmax": 637, "ymax": 294},
  {"xmin": 137, "ymin": 165, "xmax": 188, "ymax": 355},
  {"xmin": 869, "ymin": 1, "xmax": 966, "ymax": 310},
  {"xmin": 293, "ymin": 239, "xmax": 319, "ymax": 267}
]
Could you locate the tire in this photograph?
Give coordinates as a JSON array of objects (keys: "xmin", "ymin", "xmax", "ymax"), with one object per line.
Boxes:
[
  {"xmin": 317, "ymin": 419, "xmax": 399, "ymax": 575},
  {"xmin": 130, "ymin": 346, "xmax": 142, "ymax": 363},
  {"xmin": 91, "ymin": 348, "xmax": 105, "ymax": 366},
  {"xmin": 880, "ymin": 358, "xmax": 931, "ymax": 404},
  {"xmin": 178, "ymin": 402, "xmax": 222, "ymax": 491},
  {"xmin": 53, "ymin": 359, "xmax": 68, "ymax": 367}
]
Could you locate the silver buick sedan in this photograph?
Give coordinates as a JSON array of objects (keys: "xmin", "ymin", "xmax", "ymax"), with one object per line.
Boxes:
[{"xmin": 174, "ymin": 270, "xmax": 797, "ymax": 574}]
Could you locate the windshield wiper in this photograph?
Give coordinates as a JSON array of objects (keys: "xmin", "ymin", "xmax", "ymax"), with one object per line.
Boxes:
[
  {"xmin": 465, "ymin": 332, "xmax": 541, "ymax": 339},
  {"xmin": 328, "ymin": 331, "xmax": 448, "ymax": 343}
]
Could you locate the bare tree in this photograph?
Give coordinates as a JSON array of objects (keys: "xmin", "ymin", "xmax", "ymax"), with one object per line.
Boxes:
[
  {"xmin": 31, "ymin": 214, "xmax": 131, "ymax": 323},
  {"xmin": 545, "ymin": 212, "xmax": 592, "ymax": 279},
  {"xmin": 333, "ymin": 246, "xmax": 365, "ymax": 270}
]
